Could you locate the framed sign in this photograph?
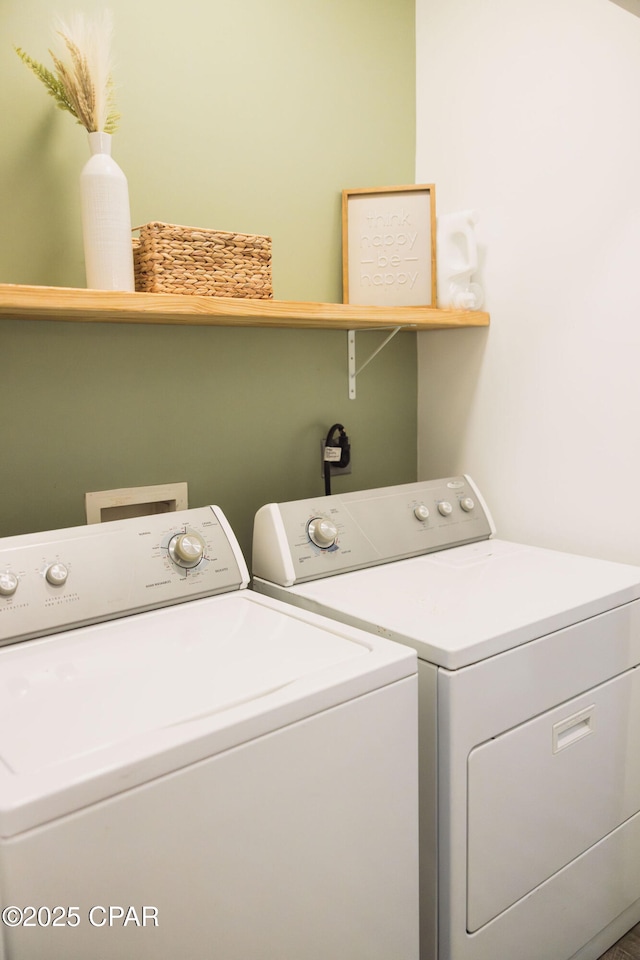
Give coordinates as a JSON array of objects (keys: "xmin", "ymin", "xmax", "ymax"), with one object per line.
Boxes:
[{"xmin": 342, "ymin": 184, "xmax": 436, "ymax": 306}]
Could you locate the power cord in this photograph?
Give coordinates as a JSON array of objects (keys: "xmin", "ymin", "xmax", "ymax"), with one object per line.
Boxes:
[{"xmin": 323, "ymin": 423, "xmax": 350, "ymax": 496}]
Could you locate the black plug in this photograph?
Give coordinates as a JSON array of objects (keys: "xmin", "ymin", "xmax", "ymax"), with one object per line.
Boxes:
[{"xmin": 337, "ymin": 430, "xmax": 350, "ymax": 468}]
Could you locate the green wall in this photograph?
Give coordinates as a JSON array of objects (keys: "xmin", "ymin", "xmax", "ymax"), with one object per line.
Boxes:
[{"xmin": 0, "ymin": 0, "xmax": 417, "ymax": 560}]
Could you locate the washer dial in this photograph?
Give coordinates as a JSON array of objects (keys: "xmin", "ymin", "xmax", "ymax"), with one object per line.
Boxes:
[
  {"xmin": 45, "ymin": 562, "xmax": 68, "ymax": 586},
  {"xmin": 438, "ymin": 501, "xmax": 453, "ymax": 517},
  {"xmin": 307, "ymin": 517, "xmax": 338, "ymax": 549},
  {"xmin": 414, "ymin": 504, "xmax": 430, "ymax": 522},
  {"xmin": 168, "ymin": 532, "xmax": 205, "ymax": 568},
  {"xmin": 460, "ymin": 497, "xmax": 475, "ymax": 513},
  {"xmin": 0, "ymin": 572, "xmax": 18, "ymax": 597}
]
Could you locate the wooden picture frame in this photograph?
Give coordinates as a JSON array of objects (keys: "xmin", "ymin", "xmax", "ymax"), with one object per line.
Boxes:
[{"xmin": 342, "ymin": 184, "xmax": 436, "ymax": 306}]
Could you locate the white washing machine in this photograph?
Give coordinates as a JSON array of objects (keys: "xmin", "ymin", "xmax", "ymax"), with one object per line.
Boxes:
[
  {"xmin": 0, "ymin": 505, "xmax": 418, "ymax": 960},
  {"xmin": 252, "ymin": 476, "xmax": 640, "ymax": 960}
]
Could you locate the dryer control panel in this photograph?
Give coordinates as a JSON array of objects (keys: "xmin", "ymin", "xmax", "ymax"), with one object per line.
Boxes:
[
  {"xmin": 252, "ymin": 476, "xmax": 495, "ymax": 586},
  {"xmin": 0, "ymin": 506, "xmax": 249, "ymax": 647}
]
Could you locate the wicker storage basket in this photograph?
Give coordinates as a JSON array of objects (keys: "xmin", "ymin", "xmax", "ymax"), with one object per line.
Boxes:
[{"xmin": 132, "ymin": 221, "xmax": 272, "ymax": 299}]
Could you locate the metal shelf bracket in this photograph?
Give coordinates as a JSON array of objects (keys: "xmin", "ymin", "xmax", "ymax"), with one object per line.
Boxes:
[{"xmin": 348, "ymin": 326, "xmax": 402, "ymax": 399}]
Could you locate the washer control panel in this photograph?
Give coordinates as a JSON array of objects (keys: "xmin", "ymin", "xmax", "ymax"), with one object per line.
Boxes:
[
  {"xmin": 0, "ymin": 506, "xmax": 248, "ymax": 647},
  {"xmin": 253, "ymin": 476, "xmax": 494, "ymax": 586}
]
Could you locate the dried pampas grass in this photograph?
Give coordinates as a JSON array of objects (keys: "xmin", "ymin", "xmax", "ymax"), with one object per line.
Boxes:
[{"xmin": 15, "ymin": 10, "xmax": 120, "ymax": 134}]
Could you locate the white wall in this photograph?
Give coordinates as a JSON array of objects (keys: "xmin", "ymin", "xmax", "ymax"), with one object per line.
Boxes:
[{"xmin": 416, "ymin": 0, "xmax": 640, "ymax": 564}]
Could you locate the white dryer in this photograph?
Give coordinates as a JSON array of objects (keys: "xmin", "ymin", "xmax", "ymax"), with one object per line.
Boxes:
[
  {"xmin": 252, "ymin": 476, "xmax": 640, "ymax": 960},
  {"xmin": 0, "ymin": 506, "xmax": 418, "ymax": 960}
]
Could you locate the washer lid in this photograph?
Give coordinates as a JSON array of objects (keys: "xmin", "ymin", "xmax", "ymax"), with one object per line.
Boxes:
[
  {"xmin": 278, "ymin": 539, "xmax": 640, "ymax": 669},
  {"xmin": 0, "ymin": 591, "xmax": 415, "ymax": 835}
]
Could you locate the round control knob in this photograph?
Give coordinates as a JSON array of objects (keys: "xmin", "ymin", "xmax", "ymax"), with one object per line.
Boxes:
[
  {"xmin": 414, "ymin": 504, "xmax": 430, "ymax": 522},
  {"xmin": 45, "ymin": 562, "xmax": 68, "ymax": 586},
  {"xmin": 438, "ymin": 501, "xmax": 453, "ymax": 517},
  {"xmin": 460, "ymin": 497, "xmax": 475, "ymax": 513},
  {"xmin": 169, "ymin": 532, "xmax": 205, "ymax": 568},
  {"xmin": 307, "ymin": 517, "xmax": 338, "ymax": 549},
  {"xmin": 0, "ymin": 572, "xmax": 18, "ymax": 597}
]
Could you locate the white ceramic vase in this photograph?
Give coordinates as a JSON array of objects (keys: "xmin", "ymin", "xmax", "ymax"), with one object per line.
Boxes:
[{"xmin": 80, "ymin": 132, "xmax": 135, "ymax": 291}]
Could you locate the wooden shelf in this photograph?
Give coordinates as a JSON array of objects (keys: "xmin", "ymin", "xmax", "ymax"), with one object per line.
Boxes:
[{"xmin": 0, "ymin": 283, "xmax": 489, "ymax": 331}]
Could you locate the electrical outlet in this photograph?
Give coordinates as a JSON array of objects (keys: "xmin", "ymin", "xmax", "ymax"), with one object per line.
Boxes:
[{"xmin": 320, "ymin": 441, "xmax": 352, "ymax": 478}]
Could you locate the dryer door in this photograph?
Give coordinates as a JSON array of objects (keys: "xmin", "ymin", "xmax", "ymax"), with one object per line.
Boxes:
[{"xmin": 467, "ymin": 667, "xmax": 640, "ymax": 931}]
